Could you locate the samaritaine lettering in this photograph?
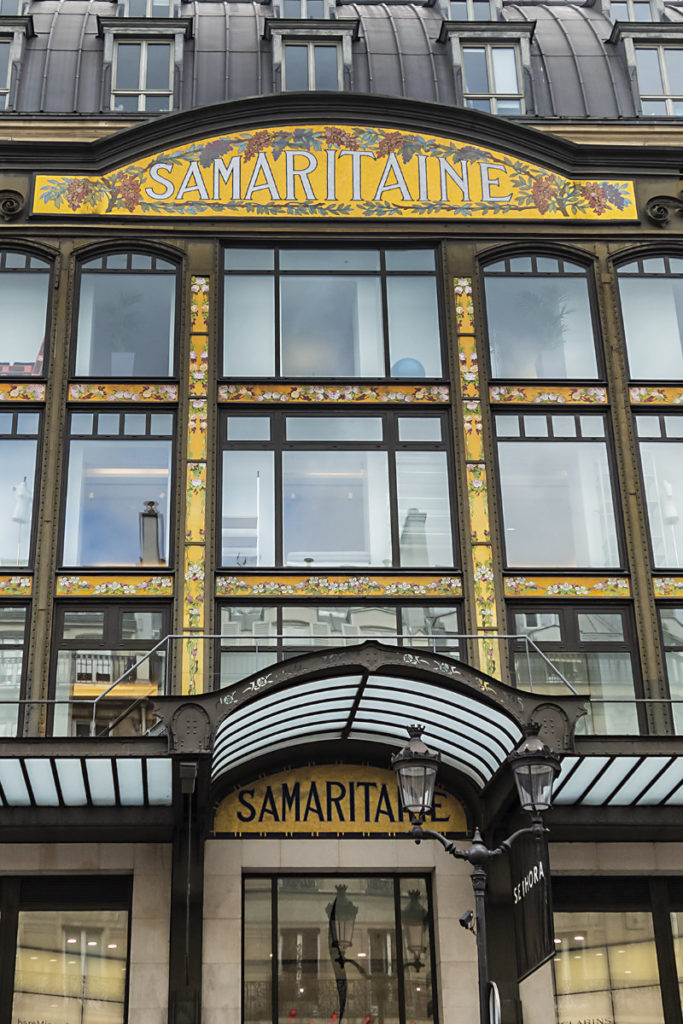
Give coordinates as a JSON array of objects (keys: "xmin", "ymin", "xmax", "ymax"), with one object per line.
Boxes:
[{"xmin": 144, "ymin": 150, "xmax": 512, "ymax": 205}]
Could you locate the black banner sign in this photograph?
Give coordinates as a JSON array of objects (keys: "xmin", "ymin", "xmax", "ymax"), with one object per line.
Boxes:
[{"xmin": 510, "ymin": 833, "xmax": 554, "ymax": 981}]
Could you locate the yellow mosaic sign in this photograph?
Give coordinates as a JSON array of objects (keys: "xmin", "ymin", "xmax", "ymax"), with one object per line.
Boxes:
[
  {"xmin": 214, "ymin": 764, "xmax": 467, "ymax": 836},
  {"xmin": 34, "ymin": 125, "xmax": 636, "ymax": 221}
]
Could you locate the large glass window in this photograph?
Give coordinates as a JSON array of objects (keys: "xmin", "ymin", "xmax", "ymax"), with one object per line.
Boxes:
[
  {"xmin": 0, "ymin": 251, "xmax": 50, "ymax": 375},
  {"xmin": 462, "ymin": 45, "xmax": 523, "ymax": 114},
  {"xmin": 510, "ymin": 604, "xmax": 640, "ymax": 734},
  {"xmin": 495, "ymin": 412, "xmax": 621, "ymax": 568},
  {"xmin": 659, "ymin": 606, "xmax": 683, "ymax": 734},
  {"xmin": 635, "ymin": 414, "xmax": 683, "ymax": 568},
  {"xmin": 244, "ymin": 876, "xmax": 436, "ymax": 1024},
  {"xmin": 62, "ymin": 410, "xmax": 173, "ymax": 568},
  {"xmin": 223, "ymin": 248, "xmax": 442, "ymax": 379},
  {"xmin": 217, "ymin": 604, "xmax": 461, "ymax": 685},
  {"xmin": 0, "ymin": 410, "xmax": 40, "ymax": 567},
  {"xmin": 618, "ymin": 257, "xmax": 683, "ymax": 379},
  {"xmin": 52, "ymin": 602, "xmax": 168, "ymax": 736},
  {"xmin": 282, "ymin": 42, "xmax": 340, "ymax": 90},
  {"xmin": 553, "ymin": 911, "xmax": 664, "ymax": 1024},
  {"xmin": 635, "ymin": 46, "xmax": 683, "ymax": 115},
  {"xmin": 0, "ymin": 876, "xmax": 131, "ymax": 1024},
  {"xmin": 220, "ymin": 412, "xmax": 455, "ymax": 569},
  {"xmin": 111, "ymin": 38, "xmax": 173, "ymax": 111},
  {"xmin": 75, "ymin": 253, "xmax": 176, "ymax": 377},
  {"xmin": 0, "ymin": 604, "xmax": 28, "ymax": 737},
  {"xmin": 483, "ymin": 256, "xmax": 599, "ymax": 379}
]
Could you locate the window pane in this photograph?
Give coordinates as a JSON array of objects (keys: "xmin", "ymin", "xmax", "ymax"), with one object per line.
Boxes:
[
  {"xmin": 224, "ymin": 276, "xmax": 275, "ymax": 376},
  {"xmin": 281, "ymin": 276, "xmax": 383, "ymax": 377},
  {"xmin": 0, "ymin": 267, "xmax": 49, "ymax": 375},
  {"xmin": 115, "ymin": 43, "xmax": 141, "ymax": 90},
  {"xmin": 665, "ymin": 649, "xmax": 683, "ymax": 734},
  {"xmin": 280, "ymin": 250, "xmax": 380, "ymax": 271},
  {"xmin": 496, "ymin": 99, "xmax": 522, "ymax": 115},
  {"xmin": 283, "ymin": 0, "xmax": 302, "ymax": 13},
  {"xmin": 221, "ymin": 650, "xmax": 274, "ymax": 686},
  {"xmin": 466, "ymin": 97, "xmax": 491, "ymax": 112},
  {"xmin": 399, "ymin": 878, "xmax": 435, "ymax": 1024},
  {"xmin": 222, "ymin": 450, "xmax": 275, "ymax": 567},
  {"xmin": 282, "ymin": 450, "xmax": 391, "ymax": 566},
  {"xmin": 387, "ymin": 277, "xmax": 442, "ymax": 377},
  {"xmin": 0, "ymin": 40, "xmax": 11, "ymax": 89},
  {"xmin": 514, "ymin": 611, "xmax": 561, "ymax": 642},
  {"xmin": 463, "ymin": 47, "xmax": 489, "ymax": 93},
  {"xmin": 313, "ymin": 45, "xmax": 338, "ymax": 89},
  {"xmin": 285, "ymin": 416, "xmax": 383, "ymax": 441},
  {"xmin": 244, "ymin": 878, "xmax": 273, "ymax": 1024},
  {"xmin": 13, "ymin": 910, "xmax": 129, "ymax": 1024},
  {"xmin": 490, "ymin": 47, "xmax": 518, "ymax": 93},
  {"xmin": 498, "ymin": 440, "xmax": 619, "ymax": 567},
  {"xmin": 398, "ymin": 417, "xmax": 442, "ymax": 442},
  {"xmin": 472, "ymin": 1, "xmax": 490, "ymax": 18},
  {"xmin": 635, "ymin": 48, "xmax": 664, "ymax": 94},
  {"xmin": 284, "ymin": 45, "xmax": 308, "ymax": 90},
  {"xmin": 664, "ymin": 49, "xmax": 683, "ymax": 94},
  {"xmin": 401, "ymin": 605, "xmax": 460, "ymax": 655},
  {"xmin": 640, "ymin": 441, "xmax": 683, "ymax": 567},
  {"xmin": 220, "ymin": 606, "xmax": 277, "ymax": 647},
  {"xmin": 145, "ymin": 43, "xmax": 171, "ymax": 89},
  {"xmin": 672, "ymin": 911, "xmax": 683, "ymax": 1004},
  {"xmin": 121, "ymin": 610, "xmax": 164, "ymax": 640},
  {"xmin": 145, "ymin": 94, "xmax": 171, "ymax": 113},
  {"xmin": 450, "ymin": 1, "xmax": 467, "ymax": 16},
  {"xmin": 0, "ymin": 439, "xmax": 37, "ymax": 566},
  {"xmin": 63, "ymin": 611, "xmax": 105, "ymax": 640},
  {"xmin": 553, "ymin": 912, "xmax": 664, "ymax": 1024},
  {"xmin": 620, "ymin": 275, "xmax": 683, "ymax": 379},
  {"xmin": 62, "ymin": 440, "xmax": 172, "ymax": 567},
  {"xmin": 396, "ymin": 451, "xmax": 453, "ymax": 567},
  {"xmin": 641, "ymin": 98, "xmax": 668, "ymax": 115},
  {"xmin": 486, "ymin": 274, "xmax": 597, "ymax": 379},
  {"xmin": 225, "ymin": 249, "xmax": 274, "ymax": 271},
  {"xmin": 577, "ymin": 612, "xmax": 625, "ymax": 642},
  {"xmin": 515, "ymin": 651, "xmax": 638, "ymax": 734},
  {"xmin": 227, "ymin": 417, "xmax": 270, "ymax": 441},
  {"xmin": 0, "ymin": 607, "xmax": 25, "ymax": 737},
  {"xmin": 76, "ymin": 271, "xmax": 175, "ymax": 376}
]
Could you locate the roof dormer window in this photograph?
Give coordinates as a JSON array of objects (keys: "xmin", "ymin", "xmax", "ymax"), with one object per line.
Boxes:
[
  {"xmin": 121, "ymin": 0, "xmax": 174, "ymax": 16},
  {"xmin": 281, "ymin": 0, "xmax": 331, "ymax": 19},
  {"xmin": 450, "ymin": 0, "xmax": 494, "ymax": 20},
  {"xmin": 0, "ymin": 0, "xmax": 24, "ymax": 15},
  {"xmin": 611, "ymin": 0, "xmax": 656, "ymax": 21}
]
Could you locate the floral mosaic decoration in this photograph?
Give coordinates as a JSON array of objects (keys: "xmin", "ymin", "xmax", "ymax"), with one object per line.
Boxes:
[
  {"xmin": 215, "ymin": 575, "xmax": 463, "ymax": 599},
  {"xmin": 0, "ymin": 576, "xmax": 32, "ymax": 596},
  {"xmin": 69, "ymin": 383, "xmax": 178, "ymax": 403},
  {"xmin": 219, "ymin": 383, "xmax": 450, "ymax": 404},
  {"xmin": 490, "ymin": 385, "xmax": 608, "ymax": 405},
  {"xmin": 56, "ymin": 575, "xmax": 173, "ymax": 597},
  {"xmin": 504, "ymin": 576, "xmax": 631, "ymax": 598},
  {"xmin": 0, "ymin": 383, "xmax": 45, "ymax": 402}
]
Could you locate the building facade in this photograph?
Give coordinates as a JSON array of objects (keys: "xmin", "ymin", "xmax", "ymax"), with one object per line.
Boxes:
[{"xmin": 0, "ymin": 1, "xmax": 682, "ymax": 1022}]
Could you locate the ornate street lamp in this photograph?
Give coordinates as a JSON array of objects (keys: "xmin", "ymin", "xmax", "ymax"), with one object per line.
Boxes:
[
  {"xmin": 401, "ymin": 889, "xmax": 429, "ymax": 969},
  {"xmin": 391, "ymin": 723, "xmax": 560, "ymax": 1024},
  {"xmin": 391, "ymin": 724, "xmax": 440, "ymax": 822},
  {"xmin": 326, "ymin": 884, "xmax": 359, "ymax": 965}
]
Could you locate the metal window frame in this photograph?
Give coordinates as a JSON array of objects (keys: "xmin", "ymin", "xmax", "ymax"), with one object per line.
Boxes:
[
  {"xmin": 266, "ymin": 19, "xmax": 359, "ymax": 92},
  {"xmin": 282, "ymin": 38, "xmax": 342, "ymax": 91},
  {"xmin": 121, "ymin": 0, "xmax": 174, "ymax": 18},
  {"xmin": 278, "ymin": 0, "xmax": 333, "ymax": 20},
  {"xmin": 461, "ymin": 42, "xmax": 524, "ymax": 115},
  {"xmin": 221, "ymin": 245, "xmax": 446, "ymax": 380},
  {"xmin": 242, "ymin": 874, "xmax": 439, "ymax": 1024},
  {"xmin": 634, "ymin": 412, "xmax": 683, "ymax": 572},
  {"xmin": 111, "ymin": 36, "xmax": 174, "ymax": 112},
  {"xmin": 609, "ymin": 0, "xmax": 660, "ymax": 22},
  {"xmin": 218, "ymin": 408, "xmax": 459, "ymax": 571},
  {"xmin": 448, "ymin": 0, "xmax": 495, "ymax": 22}
]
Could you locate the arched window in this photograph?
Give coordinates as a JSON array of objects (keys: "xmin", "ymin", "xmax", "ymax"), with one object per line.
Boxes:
[
  {"xmin": 483, "ymin": 254, "xmax": 599, "ymax": 380},
  {"xmin": 0, "ymin": 251, "xmax": 50, "ymax": 377},
  {"xmin": 74, "ymin": 252, "xmax": 177, "ymax": 378}
]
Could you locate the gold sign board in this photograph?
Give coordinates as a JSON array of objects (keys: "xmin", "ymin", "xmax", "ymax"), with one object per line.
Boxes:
[
  {"xmin": 214, "ymin": 764, "xmax": 467, "ymax": 837},
  {"xmin": 33, "ymin": 124, "xmax": 636, "ymax": 221}
]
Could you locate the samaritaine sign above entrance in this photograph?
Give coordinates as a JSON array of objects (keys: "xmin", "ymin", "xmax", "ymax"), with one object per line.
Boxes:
[
  {"xmin": 214, "ymin": 765, "xmax": 468, "ymax": 837},
  {"xmin": 33, "ymin": 124, "xmax": 637, "ymax": 221}
]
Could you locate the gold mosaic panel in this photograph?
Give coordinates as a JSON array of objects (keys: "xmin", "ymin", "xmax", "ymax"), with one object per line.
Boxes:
[
  {"xmin": 490, "ymin": 384, "xmax": 608, "ymax": 405},
  {"xmin": 504, "ymin": 575, "xmax": 631, "ymax": 598},
  {"xmin": 218, "ymin": 383, "xmax": 450, "ymax": 404},
  {"xmin": 0, "ymin": 382, "xmax": 45, "ymax": 402},
  {"xmin": 653, "ymin": 577, "xmax": 683, "ymax": 598},
  {"xmin": 215, "ymin": 574, "xmax": 463, "ymax": 599},
  {"xmin": 190, "ymin": 277, "xmax": 210, "ymax": 332},
  {"xmin": 69, "ymin": 383, "xmax": 178, "ymax": 402},
  {"xmin": 56, "ymin": 574, "xmax": 173, "ymax": 597},
  {"xmin": 455, "ymin": 276, "xmax": 500, "ymax": 678},
  {"xmin": 630, "ymin": 386, "xmax": 683, "ymax": 406},
  {"xmin": 0, "ymin": 575, "xmax": 32, "ymax": 596}
]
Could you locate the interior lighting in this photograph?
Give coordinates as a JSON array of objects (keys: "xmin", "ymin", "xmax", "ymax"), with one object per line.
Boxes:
[{"xmin": 573, "ymin": 935, "xmax": 585, "ymax": 942}]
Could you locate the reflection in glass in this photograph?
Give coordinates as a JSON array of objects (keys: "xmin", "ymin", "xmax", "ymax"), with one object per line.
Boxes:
[
  {"xmin": 0, "ymin": 256, "xmax": 49, "ymax": 375},
  {"xmin": 218, "ymin": 605, "xmax": 460, "ymax": 686},
  {"xmin": 672, "ymin": 911, "xmax": 683, "ymax": 1009},
  {"xmin": 498, "ymin": 440, "xmax": 619, "ymax": 567},
  {"xmin": 639, "ymin": 440, "xmax": 683, "ymax": 567},
  {"xmin": 12, "ymin": 909, "xmax": 129, "ymax": 1024},
  {"xmin": 485, "ymin": 274, "xmax": 597, "ymax": 379},
  {"xmin": 0, "ymin": 605, "xmax": 25, "ymax": 737},
  {"xmin": 281, "ymin": 276, "xmax": 384, "ymax": 377},
  {"xmin": 62, "ymin": 440, "xmax": 172, "ymax": 567},
  {"xmin": 76, "ymin": 269, "xmax": 175, "ymax": 377},
  {"xmin": 221, "ymin": 451, "xmax": 275, "ymax": 566},
  {"xmin": 396, "ymin": 451, "xmax": 453, "ymax": 566},
  {"xmin": 553, "ymin": 911, "xmax": 664, "ymax": 1024},
  {"xmin": 283, "ymin": 451, "xmax": 391, "ymax": 566},
  {"xmin": 244, "ymin": 878, "xmax": 272, "ymax": 1024},
  {"xmin": 660, "ymin": 607, "xmax": 683, "ymax": 734},
  {"xmin": 387, "ymin": 277, "xmax": 441, "ymax": 377},
  {"xmin": 620, "ymin": 273, "xmax": 683, "ymax": 380},
  {"xmin": 224, "ymin": 276, "xmax": 275, "ymax": 376},
  {"xmin": 0, "ymin": 439, "xmax": 38, "ymax": 565}
]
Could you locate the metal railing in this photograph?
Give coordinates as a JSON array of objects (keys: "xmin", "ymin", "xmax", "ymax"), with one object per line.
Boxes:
[{"xmin": 1, "ymin": 631, "xmax": 681, "ymax": 737}]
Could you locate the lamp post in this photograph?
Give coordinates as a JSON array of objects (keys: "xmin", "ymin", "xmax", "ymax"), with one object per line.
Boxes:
[{"xmin": 392, "ymin": 724, "xmax": 560, "ymax": 1024}]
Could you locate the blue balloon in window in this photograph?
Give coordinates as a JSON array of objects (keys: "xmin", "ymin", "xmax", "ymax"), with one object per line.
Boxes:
[{"xmin": 391, "ymin": 358, "xmax": 426, "ymax": 378}]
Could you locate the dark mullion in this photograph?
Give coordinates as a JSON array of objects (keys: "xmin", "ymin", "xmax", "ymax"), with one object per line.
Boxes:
[
  {"xmin": 274, "ymin": 414, "xmax": 284, "ymax": 567},
  {"xmin": 425, "ymin": 873, "xmax": 440, "ymax": 1024},
  {"xmin": 271, "ymin": 878, "xmax": 278, "ymax": 1024},
  {"xmin": 650, "ymin": 879, "xmax": 683, "ymax": 1024},
  {"xmin": 388, "ymin": 448, "xmax": 400, "ymax": 569},
  {"xmin": 379, "ymin": 250, "xmax": 392, "ymax": 377},
  {"xmin": 0, "ymin": 878, "xmax": 20, "ymax": 1023},
  {"xmin": 274, "ymin": 252, "xmax": 281, "ymax": 379}
]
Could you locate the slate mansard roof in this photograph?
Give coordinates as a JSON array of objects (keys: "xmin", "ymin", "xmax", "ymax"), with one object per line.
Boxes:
[{"xmin": 3, "ymin": 0, "xmax": 682, "ymax": 121}]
